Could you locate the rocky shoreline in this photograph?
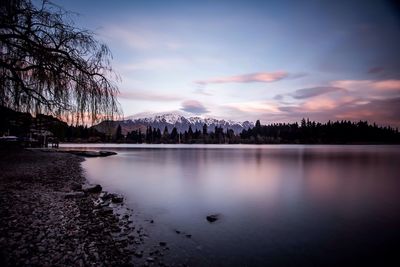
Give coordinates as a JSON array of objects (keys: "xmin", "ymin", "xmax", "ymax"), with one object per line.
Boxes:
[{"xmin": 0, "ymin": 149, "xmax": 169, "ymax": 266}]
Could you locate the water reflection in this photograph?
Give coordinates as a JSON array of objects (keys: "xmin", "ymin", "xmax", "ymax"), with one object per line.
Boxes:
[{"xmin": 76, "ymin": 145, "xmax": 400, "ymax": 266}]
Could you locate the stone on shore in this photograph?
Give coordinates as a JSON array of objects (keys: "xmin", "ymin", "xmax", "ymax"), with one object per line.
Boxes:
[
  {"xmin": 64, "ymin": 191, "xmax": 85, "ymax": 199},
  {"xmin": 99, "ymin": 192, "xmax": 124, "ymax": 204},
  {"xmin": 82, "ymin": 184, "xmax": 102, "ymax": 193},
  {"xmin": 134, "ymin": 251, "xmax": 143, "ymax": 258},
  {"xmin": 0, "ymin": 150, "xmax": 135, "ymax": 266},
  {"xmin": 111, "ymin": 194, "xmax": 124, "ymax": 203}
]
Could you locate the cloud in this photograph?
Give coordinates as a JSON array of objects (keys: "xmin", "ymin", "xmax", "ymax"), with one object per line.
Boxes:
[
  {"xmin": 335, "ymin": 97, "xmax": 400, "ymax": 125},
  {"xmin": 271, "ymin": 91, "xmax": 400, "ymax": 127},
  {"xmin": 373, "ymin": 80, "xmax": 400, "ymax": 91},
  {"xmin": 224, "ymin": 101, "xmax": 280, "ymax": 114},
  {"xmin": 220, "ymin": 78, "xmax": 400, "ymax": 126},
  {"xmin": 278, "ymin": 96, "xmax": 353, "ymax": 114},
  {"xmin": 118, "ymin": 91, "xmax": 182, "ymax": 102},
  {"xmin": 331, "ymin": 80, "xmax": 372, "ymax": 90},
  {"xmin": 331, "ymin": 79, "xmax": 400, "ymax": 91},
  {"xmin": 277, "ymin": 97, "xmax": 400, "ymax": 127},
  {"xmin": 195, "ymin": 71, "xmax": 289, "ymax": 85},
  {"xmin": 222, "ymin": 91, "xmax": 400, "ymax": 127},
  {"xmin": 290, "ymin": 86, "xmax": 346, "ymax": 99},
  {"xmin": 180, "ymin": 100, "xmax": 209, "ymax": 114}
]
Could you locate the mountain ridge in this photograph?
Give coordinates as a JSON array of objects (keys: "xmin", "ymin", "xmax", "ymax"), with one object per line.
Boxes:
[{"xmin": 93, "ymin": 113, "xmax": 254, "ymax": 135}]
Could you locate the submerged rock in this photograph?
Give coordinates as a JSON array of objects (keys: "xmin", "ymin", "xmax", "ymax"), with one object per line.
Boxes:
[
  {"xmin": 206, "ymin": 214, "xmax": 220, "ymax": 223},
  {"xmin": 65, "ymin": 150, "xmax": 117, "ymax": 158},
  {"xmin": 99, "ymin": 151, "xmax": 117, "ymax": 157}
]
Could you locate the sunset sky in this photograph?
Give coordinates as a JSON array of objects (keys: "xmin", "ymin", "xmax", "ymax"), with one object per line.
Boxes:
[{"xmin": 52, "ymin": 0, "xmax": 400, "ymax": 126}]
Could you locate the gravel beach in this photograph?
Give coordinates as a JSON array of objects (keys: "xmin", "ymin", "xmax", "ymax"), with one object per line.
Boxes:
[{"xmin": 0, "ymin": 149, "xmax": 141, "ymax": 266}]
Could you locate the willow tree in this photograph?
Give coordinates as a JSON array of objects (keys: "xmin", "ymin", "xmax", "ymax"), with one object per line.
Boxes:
[{"xmin": 0, "ymin": 0, "xmax": 120, "ymax": 124}]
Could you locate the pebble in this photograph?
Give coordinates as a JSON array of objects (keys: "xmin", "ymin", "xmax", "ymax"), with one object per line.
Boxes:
[{"xmin": 134, "ymin": 251, "xmax": 143, "ymax": 258}]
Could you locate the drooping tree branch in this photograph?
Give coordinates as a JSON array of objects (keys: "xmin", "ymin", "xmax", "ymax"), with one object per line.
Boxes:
[{"xmin": 0, "ymin": 0, "xmax": 121, "ymax": 124}]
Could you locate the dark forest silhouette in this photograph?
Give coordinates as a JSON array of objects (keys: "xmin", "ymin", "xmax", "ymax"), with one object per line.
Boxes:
[
  {"xmin": 1, "ymin": 107, "xmax": 399, "ymax": 144},
  {"xmin": 123, "ymin": 119, "xmax": 399, "ymax": 144}
]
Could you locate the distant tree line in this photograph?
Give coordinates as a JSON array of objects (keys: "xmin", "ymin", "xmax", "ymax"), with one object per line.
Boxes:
[
  {"xmin": 120, "ymin": 119, "xmax": 400, "ymax": 144},
  {"xmin": 123, "ymin": 124, "xmax": 238, "ymax": 144},
  {"xmin": 2, "ymin": 106, "xmax": 399, "ymax": 144},
  {"xmin": 239, "ymin": 119, "xmax": 399, "ymax": 144}
]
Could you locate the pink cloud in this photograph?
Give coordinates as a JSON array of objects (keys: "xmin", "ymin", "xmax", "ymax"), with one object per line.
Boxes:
[
  {"xmin": 195, "ymin": 71, "xmax": 288, "ymax": 85},
  {"xmin": 331, "ymin": 79, "xmax": 400, "ymax": 91},
  {"xmin": 373, "ymin": 80, "xmax": 400, "ymax": 90},
  {"xmin": 224, "ymin": 101, "xmax": 280, "ymax": 114},
  {"xmin": 331, "ymin": 80, "xmax": 372, "ymax": 90},
  {"xmin": 302, "ymin": 98, "xmax": 340, "ymax": 111},
  {"xmin": 220, "ymin": 96, "xmax": 400, "ymax": 127},
  {"xmin": 276, "ymin": 96, "xmax": 400, "ymax": 127},
  {"xmin": 289, "ymin": 86, "xmax": 346, "ymax": 99}
]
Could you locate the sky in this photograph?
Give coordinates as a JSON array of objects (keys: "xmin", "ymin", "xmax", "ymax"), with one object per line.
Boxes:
[{"xmin": 52, "ymin": 0, "xmax": 400, "ymax": 126}]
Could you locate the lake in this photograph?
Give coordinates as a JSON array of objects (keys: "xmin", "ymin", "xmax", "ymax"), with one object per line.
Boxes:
[{"xmin": 61, "ymin": 144, "xmax": 400, "ymax": 266}]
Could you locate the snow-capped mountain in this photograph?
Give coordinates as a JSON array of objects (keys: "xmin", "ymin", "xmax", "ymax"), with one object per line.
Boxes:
[{"xmin": 93, "ymin": 113, "xmax": 254, "ymax": 135}]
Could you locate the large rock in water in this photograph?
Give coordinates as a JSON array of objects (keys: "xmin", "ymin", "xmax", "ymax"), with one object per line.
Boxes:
[
  {"xmin": 111, "ymin": 194, "xmax": 124, "ymax": 203},
  {"xmin": 206, "ymin": 214, "xmax": 220, "ymax": 223}
]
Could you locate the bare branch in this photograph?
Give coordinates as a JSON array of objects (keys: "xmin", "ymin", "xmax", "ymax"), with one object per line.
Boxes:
[{"xmin": 0, "ymin": 0, "xmax": 121, "ymax": 124}]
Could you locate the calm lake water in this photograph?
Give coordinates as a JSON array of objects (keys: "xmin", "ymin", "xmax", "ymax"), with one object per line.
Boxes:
[{"xmin": 61, "ymin": 144, "xmax": 400, "ymax": 266}]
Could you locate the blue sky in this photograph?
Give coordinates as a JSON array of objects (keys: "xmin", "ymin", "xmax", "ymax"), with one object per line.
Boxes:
[{"xmin": 52, "ymin": 0, "xmax": 400, "ymax": 126}]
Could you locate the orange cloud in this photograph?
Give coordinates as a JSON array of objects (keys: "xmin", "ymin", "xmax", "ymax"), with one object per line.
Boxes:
[{"xmin": 302, "ymin": 98, "xmax": 338, "ymax": 111}]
